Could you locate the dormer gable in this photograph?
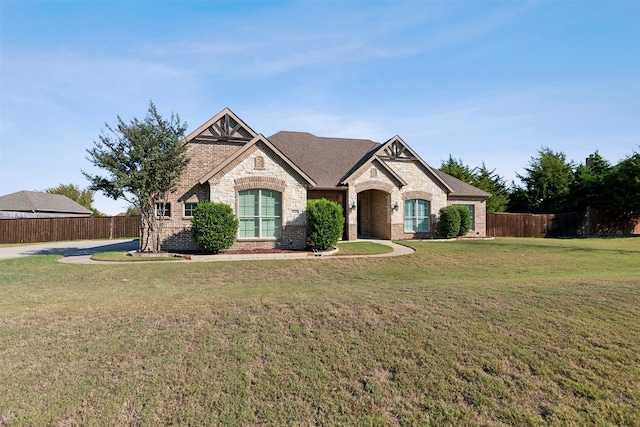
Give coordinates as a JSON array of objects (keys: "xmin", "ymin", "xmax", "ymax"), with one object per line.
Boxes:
[{"xmin": 185, "ymin": 108, "xmax": 257, "ymax": 143}]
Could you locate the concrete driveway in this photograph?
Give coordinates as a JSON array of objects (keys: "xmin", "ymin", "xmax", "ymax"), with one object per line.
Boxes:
[{"xmin": 0, "ymin": 239, "xmax": 139, "ymax": 260}]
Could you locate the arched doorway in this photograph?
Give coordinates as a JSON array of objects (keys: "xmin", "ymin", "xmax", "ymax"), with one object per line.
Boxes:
[{"xmin": 357, "ymin": 189, "xmax": 391, "ymax": 239}]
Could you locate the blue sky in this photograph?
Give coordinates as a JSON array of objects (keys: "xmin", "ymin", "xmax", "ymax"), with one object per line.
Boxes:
[{"xmin": 1, "ymin": 0, "xmax": 638, "ymax": 215}]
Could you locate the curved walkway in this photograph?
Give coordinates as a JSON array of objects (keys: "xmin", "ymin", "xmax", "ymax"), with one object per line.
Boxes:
[{"xmin": 0, "ymin": 238, "xmax": 413, "ymax": 264}]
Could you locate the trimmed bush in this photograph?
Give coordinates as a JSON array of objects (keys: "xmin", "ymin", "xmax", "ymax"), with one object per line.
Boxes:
[
  {"xmin": 191, "ymin": 201, "xmax": 239, "ymax": 253},
  {"xmin": 454, "ymin": 205, "xmax": 472, "ymax": 236},
  {"xmin": 438, "ymin": 206, "xmax": 461, "ymax": 238},
  {"xmin": 307, "ymin": 199, "xmax": 344, "ymax": 250}
]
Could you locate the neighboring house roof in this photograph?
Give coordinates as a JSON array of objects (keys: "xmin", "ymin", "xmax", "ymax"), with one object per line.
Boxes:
[
  {"xmin": 433, "ymin": 170, "xmax": 492, "ymax": 198},
  {"xmin": 0, "ymin": 190, "xmax": 92, "ymax": 215},
  {"xmin": 268, "ymin": 131, "xmax": 380, "ymax": 188}
]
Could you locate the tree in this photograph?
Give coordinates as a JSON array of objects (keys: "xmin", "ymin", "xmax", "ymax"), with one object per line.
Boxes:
[
  {"xmin": 306, "ymin": 199, "xmax": 344, "ymax": 250},
  {"xmin": 439, "ymin": 157, "xmax": 509, "ymax": 212},
  {"xmin": 602, "ymin": 150, "xmax": 640, "ymax": 220},
  {"xmin": 567, "ymin": 151, "xmax": 611, "ymax": 212},
  {"xmin": 44, "ymin": 183, "xmax": 102, "ymax": 216},
  {"xmin": 513, "ymin": 147, "xmax": 574, "ymax": 213},
  {"xmin": 191, "ymin": 202, "xmax": 239, "ymax": 253},
  {"xmin": 83, "ymin": 102, "xmax": 189, "ymax": 252},
  {"xmin": 440, "ymin": 155, "xmax": 475, "ymax": 183},
  {"xmin": 474, "ymin": 163, "xmax": 510, "ymax": 213}
]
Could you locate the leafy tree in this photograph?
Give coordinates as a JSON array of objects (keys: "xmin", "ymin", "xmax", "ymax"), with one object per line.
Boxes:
[
  {"xmin": 83, "ymin": 102, "xmax": 189, "ymax": 252},
  {"xmin": 125, "ymin": 205, "xmax": 141, "ymax": 217},
  {"xmin": 438, "ymin": 206, "xmax": 460, "ymax": 238},
  {"xmin": 191, "ymin": 202, "xmax": 239, "ymax": 253},
  {"xmin": 453, "ymin": 205, "xmax": 472, "ymax": 236},
  {"xmin": 306, "ymin": 199, "xmax": 344, "ymax": 250},
  {"xmin": 44, "ymin": 183, "xmax": 103, "ymax": 216},
  {"xmin": 513, "ymin": 147, "xmax": 574, "ymax": 213},
  {"xmin": 602, "ymin": 150, "xmax": 640, "ymax": 220}
]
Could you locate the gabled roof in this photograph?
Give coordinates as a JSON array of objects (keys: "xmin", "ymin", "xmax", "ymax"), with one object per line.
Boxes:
[
  {"xmin": 341, "ymin": 135, "xmax": 453, "ymax": 192},
  {"xmin": 0, "ymin": 191, "xmax": 92, "ymax": 214},
  {"xmin": 268, "ymin": 131, "xmax": 379, "ymax": 188},
  {"xmin": 433, "ymin": 170, "xmax": 492, "ymax": 198},
  {"xmin": 199, "ymin": 134, "xmax": 317, "ymax": 187},
  {"xmin": 185, "ymin": 108, "xmax": 257, "ymax": 143}
]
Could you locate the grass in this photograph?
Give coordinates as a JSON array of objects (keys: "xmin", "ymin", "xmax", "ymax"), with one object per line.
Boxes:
[
  {"xmin": 334, "ymin": 241, "xmax": 394, "ymax": 256},
  {"xmin": 0, "ymin": 237, "xmax": 639, "ymax": 426}
]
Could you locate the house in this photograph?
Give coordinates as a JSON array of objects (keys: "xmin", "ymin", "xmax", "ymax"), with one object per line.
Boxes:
[
  {"xmin": 0, "ymin": 190, "xmax": 92, "ymax": 218},
  {"xmin": 159, "ymin": 108, "xmax": 490, "ymax": 251}
]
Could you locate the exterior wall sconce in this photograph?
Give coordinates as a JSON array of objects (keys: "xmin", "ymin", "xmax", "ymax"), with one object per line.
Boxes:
[
  {"xmin": 392, "ymin": 201, "xmax": 399, "ymax": 211},
  {"xmin": 350, "ymin": 201, "xmax": 357, "ymax": 210}
]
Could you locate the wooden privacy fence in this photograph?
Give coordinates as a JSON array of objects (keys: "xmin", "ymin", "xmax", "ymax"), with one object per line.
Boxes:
[
  {"xmin": 487, "ymin": 209, "xmax": 640, "ymax": 238},
  {"xmin": 487, "ymin": 212, "xmax": 582, "ymax": 238},
  {"xmin": 0, "ymin": 216, "xmax": 140, "ymax": 244}
]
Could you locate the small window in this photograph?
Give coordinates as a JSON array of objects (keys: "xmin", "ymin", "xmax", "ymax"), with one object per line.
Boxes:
[
  {"xmin": 184, "ymin": 202, "xmax": 198, "ymax": 217},
  {"xmin": 155, "ymin": 202, "xmax": 171, "ymax": 217},
  {"xmin": 464, "ymin": 204, "xmax": 475, "ymax": 230},
  {"xmin": 404, "ymin": 199, "xmax": 430, "ymax": 232}
]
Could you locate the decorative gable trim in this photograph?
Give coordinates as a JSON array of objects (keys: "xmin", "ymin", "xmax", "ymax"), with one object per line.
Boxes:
[
  {"xmin": 185, "ymin": 108, "xmax": 258, "ymax": 143},
  {"xmin": 377, "ymin": 136, "xmax": 453, "ymax": 193},
  {"xmin": 198, "ymin": 134, "xmax": 317, "ymax": 187}
]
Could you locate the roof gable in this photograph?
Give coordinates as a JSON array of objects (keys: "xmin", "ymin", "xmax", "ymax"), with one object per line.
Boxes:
[
  {"xmin": 342, "ymin": 135, "xmax": 453, "ymax": 192},
  {"xmin": 185, "ymin": 108, "xmax": 257, "ymax": 143},
  {"xmin": 198, "ymin": 134, "xmax": 317, "ymax": 187},
  {"xmin": 0, "ymin": 191, "xmax": 92, "ymax": 214}
]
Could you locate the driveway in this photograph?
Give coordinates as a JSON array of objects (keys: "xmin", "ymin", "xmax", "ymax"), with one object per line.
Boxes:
[{"xmin": 0, "ymin": 239, "xmax": 139, "ymax": 260}]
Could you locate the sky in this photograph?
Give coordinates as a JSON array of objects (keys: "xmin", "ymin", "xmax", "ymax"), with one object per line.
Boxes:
[{"xmin": 1, "ymin": 0, "xmax": 639, "ymax": 215}]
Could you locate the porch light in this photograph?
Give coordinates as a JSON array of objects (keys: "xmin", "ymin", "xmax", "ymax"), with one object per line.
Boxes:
[
  {"xmin": 392, "ymin": 201, "xmax": 399, "ymax": 211},
  {"xmin": 351, "ymin": 201, "xmax": 357, "ymax": 210}
]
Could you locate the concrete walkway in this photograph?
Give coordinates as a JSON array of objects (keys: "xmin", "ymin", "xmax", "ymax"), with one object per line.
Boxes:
[{"xmin": 0, "ymin": 238, "xmax": 414, "ymax": 264}]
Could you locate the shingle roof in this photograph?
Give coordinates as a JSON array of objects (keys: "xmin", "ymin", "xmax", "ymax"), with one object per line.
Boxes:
[
  {"xmin": 267, "ymin": 131, "xmax": 490, "ymax": 198},
  {"xmin": 268, "ymin": 131, "xmax": 379, "ymax": 187},
  {"xmin": 433, "ymin": 170, "xmax": 491, "ymax": 198},
  {"xmin": 0, "ymin": 191, "xmax": 92, "ymax": 214}
]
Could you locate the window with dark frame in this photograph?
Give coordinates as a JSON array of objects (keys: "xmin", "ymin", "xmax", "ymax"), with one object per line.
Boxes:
[
  {"xmin": 155, "ymin": 202, "xmax": 171, "ymax": 217},
  {"xmin": 184, "ymin": 202, "xmax": 198, "ymax": 217}
]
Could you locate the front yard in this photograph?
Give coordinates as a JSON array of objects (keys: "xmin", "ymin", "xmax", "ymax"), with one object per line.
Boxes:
[{"xmin": 0, "ymin": 238, "xmax": 638, "ymax": 425}]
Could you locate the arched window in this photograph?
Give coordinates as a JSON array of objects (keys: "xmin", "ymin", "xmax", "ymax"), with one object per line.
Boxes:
[
  {"xmin": 238, "ymin": 189, "xmax": 281, "ymax": 238},
  {"xmin": 404, "ymin": 199, "xmax": 430, "ymax": 232}
]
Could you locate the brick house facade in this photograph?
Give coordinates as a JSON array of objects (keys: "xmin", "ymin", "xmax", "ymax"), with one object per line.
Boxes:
[{"xmin": 159, "ymin": 108, "xmax": 490, "ymax": 251}]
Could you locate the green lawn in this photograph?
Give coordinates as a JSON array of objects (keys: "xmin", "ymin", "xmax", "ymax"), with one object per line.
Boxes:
[{"xmin": 1, "ymin": 238, "xmax": 639, "ymax": 426}]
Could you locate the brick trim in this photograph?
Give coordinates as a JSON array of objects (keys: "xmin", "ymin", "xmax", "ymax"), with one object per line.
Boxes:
[
  {"xmin": 402, "ymin": 190, "xmax": 433, "ymax": 201},
  {"xmin": 354, "ymin": 180, "xmax": 394, "ymax": 194},
  {"xmin": 234, "ymin": 176, "xmax": 287, "ymax": 192}
]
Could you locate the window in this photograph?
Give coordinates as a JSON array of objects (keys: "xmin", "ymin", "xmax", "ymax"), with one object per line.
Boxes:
[
  {"xmin": 404, "ymin": 199, "xmax": 430, "ymax": 232},
  {"xmin": 238, "ymin": 189, "xmax": 281, "ymax": 238},
  {"xmin": 155, "ymin": 202, "xmax": 171, "ymax": 217},
  {"xmin": 464, "ymin": 204, "xmax": 475, "ymax": 230},
  {"xmin": 184, "ymin": 202, "xmax": 198, "ymax": 217}
]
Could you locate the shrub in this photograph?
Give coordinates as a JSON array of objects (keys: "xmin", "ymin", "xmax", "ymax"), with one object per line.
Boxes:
[
  {"xmin": 438, "ymin": 206, "xmax": 461, "ymax": 238},
  {"xmin": 307, "ymin": 199, "xmax": 344, "ymax": 250},
  {"xmin": 454, "ymin": 205, "xmax": 472, "ymax": 236},
  {"xmin": 191, "ymin": 201, "xmax": 239, "ymax": 253}
]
